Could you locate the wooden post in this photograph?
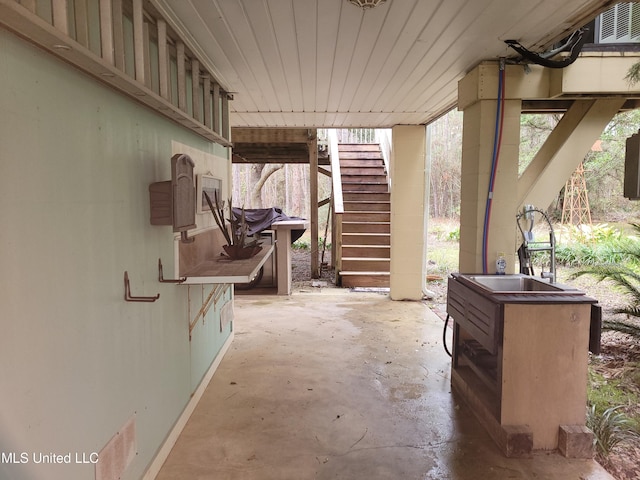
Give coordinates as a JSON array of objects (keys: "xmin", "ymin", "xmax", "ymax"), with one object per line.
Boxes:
[
  {"xmin": 212, "ymin": 82, "xmax": 220, "ymax": 134},
  {"xmin": 52, "ymin": 0, "xmax": 68, "ymax": 35},
  {"xmin": 177, "ymin": 41, "xmax": 186, "ymax": 111},
  {"xmin": 112, "ymin": 0, "xmax": 125, "ymax": 71},
  {"xmin": 221, "ymin": 93, "xmax": 229, "ymax": 140},
  {"xmin": 203, "ymin": 75, "xmax": 212, "ymax": 128},
  {"xmin": 273, "ymin": 222, "xmax": 308, "ymax": 295},
  {"xmin": 143, "ymin": 22, "xmax": 151, "ymax": 88},
  {"xmin": 192, "ymin": 58, "xmax": 201, "ymax": 122},
  {"xmin": 157, "ymin": 19, "xmax": 169, "ymax": 99},
  {"xmin": 21, "ymin": 0, "xmax": 37, "ymax": 13},
  {"xmin": 309, "ymin": 131, "xmax": 319, "ymax": 278},
  {"xmin": 333, "ymin": 212, "xmax": 342, "ymax": 279},
  {"xmin": 74, "ymin": 0, "xmax": 89, "ymax": 47},
  {"xmin": 132, "ymin": 0, "xmax": 145, "ymax": 84},
  {"xmin": 99, "ymin": 0, "xmax": 114, "ymax": 65}
]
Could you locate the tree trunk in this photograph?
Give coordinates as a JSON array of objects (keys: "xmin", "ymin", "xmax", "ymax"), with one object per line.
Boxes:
[{"xmin": 250, "ymin": 164, "xmax": 284, "ymax": 208}]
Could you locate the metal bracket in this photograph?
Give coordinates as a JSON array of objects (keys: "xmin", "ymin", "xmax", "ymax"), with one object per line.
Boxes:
[
  {"xmin": 158, "ymin": 258, "xmax": 186, "ymax": 283},
  {"xmin": 124, "ymin": 271, "xmax": 160, "ymax": 302},
  {"xmin": 180, "ymin": 231, "xmax": 195, "ymax": 243}
]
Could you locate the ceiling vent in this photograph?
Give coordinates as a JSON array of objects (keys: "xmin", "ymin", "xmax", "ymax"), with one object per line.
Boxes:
[
  {"xmin": 597, "ymin": 2, "xmax": 640, "ymax": 43},
  {"xmin": 348, "ymin": 0, "xmax": 387, "ymax": 8}
]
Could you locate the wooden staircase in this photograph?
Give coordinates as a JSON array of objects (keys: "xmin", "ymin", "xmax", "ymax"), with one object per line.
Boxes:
[{"xmin": 338, "ymin": 144, "xmax": 390, "ymax": 288}]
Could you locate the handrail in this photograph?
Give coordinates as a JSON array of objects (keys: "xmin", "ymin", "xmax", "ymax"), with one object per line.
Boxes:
[
  {"xmin": 328, "ymin": 130, "xmax": 344, "ymax": 215},
  {"xmin": 333, "ymin": 128, "xmax": 377, "ymax": 144},
  {"xmin": 375, "ymin": 129, "xmax": 392, "ymax": 191},
  {"xmin": 327, "ymin": 130, "xmax": 344, "ymax": 278}
]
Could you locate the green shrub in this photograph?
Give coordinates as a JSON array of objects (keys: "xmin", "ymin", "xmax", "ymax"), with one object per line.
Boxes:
[
  {"xmin": 564, "ymin": 224, "xmax": 640, "ymax": 339},
  {"xmin": 293, "ymin": 239, "xmax": 311, "ymax": 250},
  {"xmin": 447, "ymin": 227, "xmax": 460, "ymax": 241},
  {"xmin": 587, "ymin": 404, "xmax": 639, "ymax": 459},
  {"xmin": 430, "ymin": 223, "xmax": 460, "ymax": 242},
  {"xmin": 557, "ymin": 223, "xmax": 623, "ymax": 244},
  {"xmin": 292, "ymin": 238, "xmax": 332, "ymax": 251},
  {"xmin": 555, "ymin": 229, "xmax": 639, "ymax": 267}
]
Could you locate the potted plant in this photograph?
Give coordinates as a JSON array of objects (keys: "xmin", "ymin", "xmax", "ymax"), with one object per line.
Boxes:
[{"xmin": 203, "ymin": 191, "xmax": 262, "ymax": 260}]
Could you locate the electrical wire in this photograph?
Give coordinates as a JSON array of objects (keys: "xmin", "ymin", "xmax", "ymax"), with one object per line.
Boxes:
[
  {"xmin": 505, "ymin": 28, "xmax": 588, "ymax": 69},
  {"xmin": 443, "ymin": 314, "xmax": 452, "ymax": 357},
  {"xmin": 482, "ymin": 61, "xmax": 506, "ymax": 273}
]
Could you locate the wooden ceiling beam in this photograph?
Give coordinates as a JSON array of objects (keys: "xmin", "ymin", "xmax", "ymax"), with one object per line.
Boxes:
[{"xmin": 231, "ymin": 128, "xmax": 313, "ymax": 144}]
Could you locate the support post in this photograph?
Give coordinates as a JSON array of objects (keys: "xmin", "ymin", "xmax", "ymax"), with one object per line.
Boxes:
[
  {"xmin": 390, "ymin": 126, "xmax": 426, "ymax": 300},
  {"xmin": 459, "ymin": 97, "xmax": 521, "ymax": 274},
  {"xmin": 309, "ymin": 131, "xmax": 319, "ymax": 278}
]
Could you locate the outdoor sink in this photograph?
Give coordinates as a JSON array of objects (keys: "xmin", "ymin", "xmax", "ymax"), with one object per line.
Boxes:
[
  {"xmin": 459, "ymin": 274, "xmax": 582, "ymax": 295},
  {"xmin": 447, "ymin": 272, "xmax": 599, "ymax": 455}
]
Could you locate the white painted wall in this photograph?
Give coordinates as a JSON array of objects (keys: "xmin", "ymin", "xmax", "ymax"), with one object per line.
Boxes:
[{"xmin": 0, "ymin": 29, "xmax": 232, "ymax": 480}]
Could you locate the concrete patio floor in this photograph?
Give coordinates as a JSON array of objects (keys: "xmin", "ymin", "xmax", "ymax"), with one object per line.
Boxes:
[{"xmin": 155, "ymin": 290, "xmax": 613, "ymax": 480}]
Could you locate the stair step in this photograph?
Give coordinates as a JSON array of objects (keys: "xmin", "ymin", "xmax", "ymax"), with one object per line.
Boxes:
[
  {"xmin": 343, "ymin": 192, "xmax": 390, "ymax": 202},
  {"xmin": 343, "ymin": 201, "xmax": 390, "ymax": 212},
  {"xmin": 342, "ymin": 174, "xmax": 388, "ymax": 184},
  {"xmin": 342, "ymin": 233, "xmax": 390, "ymax": 245},
  {"xmin": 343, "ymin": 211, "xmax": 390, "ymax": 222},
  {"xmin": 342, "ymin": 183, "xmax": 389, "ymax": 192},
  {"xmin": 340, "ymin": 166, "xmax": 386, "ymax": 176},
  {"xmin": 339, "ymin": 271, "xmax": 390, "ymax": 277},
  {"xmin": 341, "ymin": 257, "xmax": 390, "ymax": 272},
  {"xmin": 339, "ymin": 150, "xmax": 383, "ymax": 158},
  {"xmin": 342, "ymin": 181, "xmax": 389, "ymax": 187},
  {"xmin": 342, "ymin": 245, "xmax": 390, "ymax": 257},
  {"xmin": 342, "ymin": 222, "xmax": 390, "ymax": 233},
  {"xmin": 338, "ymin": 144, "xmax": 381, "ymax": 152},
  {"xmin": 340, "ymin": 271, "xmax": 390, "ymax": 288},
  {"xmin": 336, "ymin": 142, "xmax": 391, "ymax": 289},
  {"xmin": 340, "ymin": 158, "xmax": 384, "ymax": 167}
]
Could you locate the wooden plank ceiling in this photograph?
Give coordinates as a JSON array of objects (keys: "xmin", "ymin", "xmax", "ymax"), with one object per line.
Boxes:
[{"xmin": 153, "ymin": 0, "xmax": 617, "ymax": 128}]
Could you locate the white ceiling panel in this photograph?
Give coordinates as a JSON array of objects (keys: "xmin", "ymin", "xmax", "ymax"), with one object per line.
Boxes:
[{"xmin": 155, "ymin": 0, "xmax": 618, "ymax": 128}]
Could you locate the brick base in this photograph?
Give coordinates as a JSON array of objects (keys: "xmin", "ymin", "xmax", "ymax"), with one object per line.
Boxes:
[{"xmin": 558, "ymin": 425, "xmax": 594, "ymax": 458}]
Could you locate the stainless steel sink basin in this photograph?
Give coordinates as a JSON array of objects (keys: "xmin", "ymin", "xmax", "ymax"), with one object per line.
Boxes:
[{"xmin": 459, "ymin": 274, "xmax": 581, "ymax": 295}]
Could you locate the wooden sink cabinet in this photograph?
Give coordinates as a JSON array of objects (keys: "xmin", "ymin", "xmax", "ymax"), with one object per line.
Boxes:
[{"xmin": 447, "ymin": 274, "xmax": 598, "ymax": 457}]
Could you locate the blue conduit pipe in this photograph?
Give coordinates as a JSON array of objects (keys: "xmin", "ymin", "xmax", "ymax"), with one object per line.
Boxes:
[{"xmin": 482, "ymin": 60, "xmax": 506, "ymax": 273}]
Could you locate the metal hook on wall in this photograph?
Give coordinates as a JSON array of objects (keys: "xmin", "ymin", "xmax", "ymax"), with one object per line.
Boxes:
[
  {"xmin": 180, "ymin": 231, "xmax": 195, "ymax": 244},
  {"xmin": 124, "ymin": 271, "xmax": 160, "ymax": 302},
  {"xmin": 158, "ymin": 258, "xmax": 187, "ymax": 283}
]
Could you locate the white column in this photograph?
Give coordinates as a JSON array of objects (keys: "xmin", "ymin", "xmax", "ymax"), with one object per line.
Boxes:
[{"xmin": 390, "ymin": 126, "xmax": 426, "ymax": 300}]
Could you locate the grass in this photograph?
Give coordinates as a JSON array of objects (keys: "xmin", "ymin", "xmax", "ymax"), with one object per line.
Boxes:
[
  {"xmin": 588, "ymin": 368, "xmax": 639, "ymax": 412},
  {"xmin": 427, "ymin": 219, "xmax": 460, "ymax": 275},
  {"xmin": 426, "ymin": 244, "xmax": 459, "ymax": 275}
]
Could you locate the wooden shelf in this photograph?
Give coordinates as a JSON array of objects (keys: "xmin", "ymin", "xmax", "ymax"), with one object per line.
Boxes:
[
  {"xmin": 181, "ymin": 244, "xmax": 274, "ymax": 284},
  {"xmin": 459, "ymin": 349, "xmax": 497, "ymax": 395}
]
